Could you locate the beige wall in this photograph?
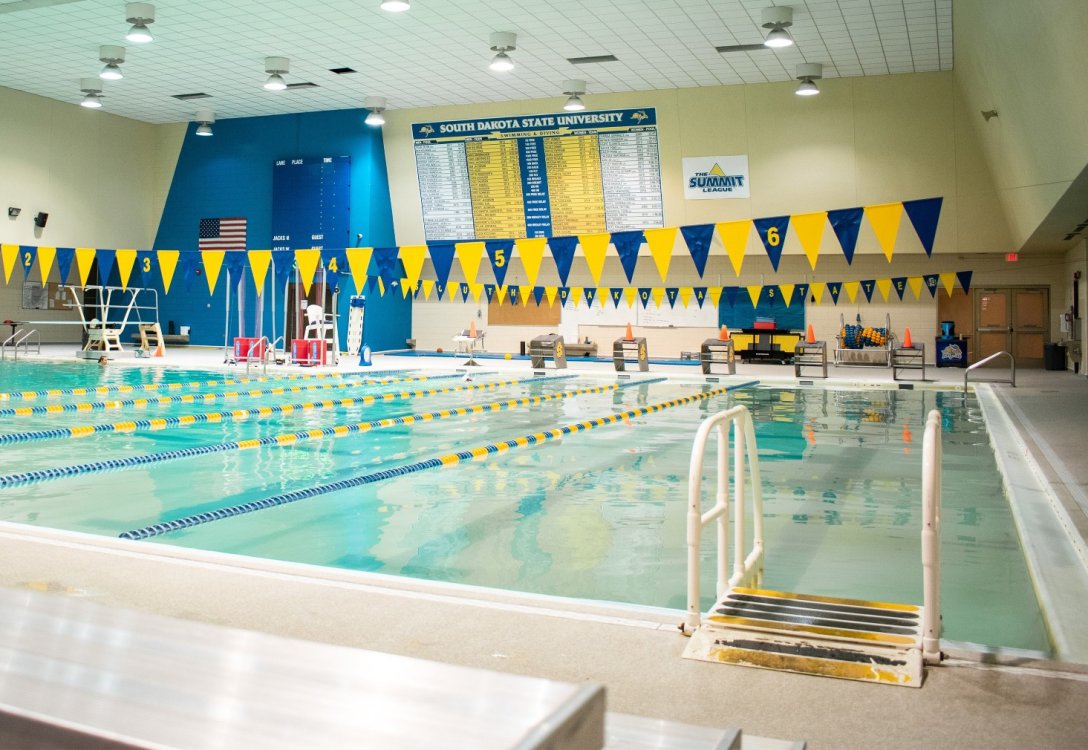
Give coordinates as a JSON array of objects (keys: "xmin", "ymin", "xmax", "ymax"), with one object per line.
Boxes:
[
  {"xmin": 0, "ymin": 85, "xmax": 185, "ymax": 342},
  {"xmin": 954, "ymin": 0, "xmax": 1088, "ymax": 248},
  {"xmin": 383, "ymin": 71, "xmax": 1037, "ymax": 357}
]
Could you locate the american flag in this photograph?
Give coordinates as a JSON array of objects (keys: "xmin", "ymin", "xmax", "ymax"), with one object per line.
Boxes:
[{"xmin": 198, "ymin": 217, "xmax": 247, "ymax": 251}]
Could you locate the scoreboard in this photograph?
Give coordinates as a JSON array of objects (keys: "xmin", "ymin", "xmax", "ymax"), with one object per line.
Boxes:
[{"xmin": 271, "ymin": 156, "xmax": 351, "ymax": 252}]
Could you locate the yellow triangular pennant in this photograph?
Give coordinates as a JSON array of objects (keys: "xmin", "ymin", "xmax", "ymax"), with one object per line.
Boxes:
[
  {"xmin": 156, "ymin": 250, "xmax": 179, "ymax": 294},
  {"xmin": 378, "ymin": 277, "xmax": 386, "ymax": 296},
  {"xmin": 810, "ymin": 282, "xmax": 826, "ymax": 305},
  {"xmin": 679, "ymin": 287, "xmax": 693, "ymax": 308},
  {"xmin": 644, "ymin": 227, "xmax": 676, "ymax": 282},
  {"xmin": 570, "ymin": 287, "xmax": 584, "ymax": 308},
  {"xmin": 496, "ymin": 285, "xmax": 508, "ymax": 305},
  {"xmin": 651, "ymin": 288, "xmax": 665, "ymax": 307},
  {"xmin": 746, "ymin": 285, "xmax": 762, "ymax": 308},
  {"xmin": 1, "ymin": 244, "xmax": 19, "ymax": 284},
  {"xmin": 865, "ymin": 202, "xmax": 903, "ymax": 262},
  {"xmin": 520, "ymin": 285, "xmax": 532, "ymax": 306},
  {"xmin": 779, "ymin": 283, "xmax": 795, "ymax": 308},
  {"xmin": 596, "ymin": 287, "xmax": 608, "ymax": 308},
  {"xmin": 402, "ymin": 278, "xmax": 413, "ymax": 298},
  {"xmin": 418, "ymin": 278, "xmax": 433, "ymax": 300},
  {"xmin": 708, "ymin": 287, "xmax": 723, "ymax": 307},
  {"xmin": 908, "ymin": 276, "xmax": 923, "ymax": 300},
  {"xmin": 345, "ymin": 247, "xmax": 374, "ymax": 296},
  {"xmin": 515, "ymin": 238, "xmax": 547, "ymax": 288},
  {"xmin": 843, "ymin": 281, "xmax": 860, "ymax": 304},
  {"xmin": 455, "ymin": 241, "xmax": 486, "ymax": 286},
  {"xmin": 74, "ymin": 247, "xmax": 97, "ymax": 287},
  {"xmin": 876, "ymin": 278, "xmax": 892, "ymax": 302},
  {"xmin": 578, "ymin": 233, "xmax": 611, "ymax": 286},
  {"xmin": 37, "ymin": 246, "xmax": 57, "ymax": 284},
  {"xmin": 114, "ymin": 249, "xmax": 136, "ymax": 290},
  {"xmin": 624, "ymin": 288, "xmax": 638, "ymax": 308},
  {"xmin": 201, "ymin": 250, "xmax": 225, "ymax": 294},
  {"xmin": 399, "ymin": 245, "xmax": 427, "ymax": 290},
  {"xmin": 717, "ymin": 220, "xmax": 751, "ymax": 276},
  {"xmin": 470, "ymin": 282, "xmax": 484, "ymax": 303},
  {"xmin": 296, "ymin": 249, "xmax": 324, "ymax": 296},
  {"xmin": 792, "ymin": 212, "xmax": 826, "ymax": 270},
  {"xmin": 939, "ymin": 272, "xmax": 956, "ymax": 296},
  {"xmin": 544, "ymin": 286, "xmax": 558, "ymax": 306},
  {"xmin": 248, "ymin": 250, "xmax": 272, "ymax": 293}
]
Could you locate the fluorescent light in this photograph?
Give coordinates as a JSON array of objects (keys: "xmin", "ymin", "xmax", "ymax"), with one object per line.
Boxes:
[
  {"xmin": 125, "ymin": 3, "xmax": 155, "ymax": 43},
  {"xmin": 490, "ymin": 51, "xmax": 514, "ymax": 72},
  {"xmin": 795, "ymin": 79, "xmax": 819, "ymax": 96},
  {"xmin": 794, "ymin": 63, "xmax": 823, "ymax": 96},
  {"xmin": 489, "ymin": 32, "xmax": 516, "ymax": 73},
  {"xmin": 100, "ymin": 63, "xmax": 124, "ymax": 80},
  {"xmin": 99, "ymin": 45, "xmax": 125, "ymax": 81},
  {"xmin": 263, "ymin": 56, "xmax": 290, "ymax": 90},
  {"xmin": 80, "ymin": 77, "xmax": 104, "ymax": 108},
  {"xmin": 563, "ymin": 94, "xmax": 585, "ymax": 111},
  {"xmin": 126, "ymin": 23, "xmax": 153, "ymax": 43},
  {"xmin": 81, "ymin": 93, "xmax": 103, "ymax": 108},
  {"xmin": 365, "ymin": 110, "xmax": 385, "ymax": 126},
  {"xmin": 380, "ymin": 0, "xmax": 410, "ymax": 11},
  {"xmin": 364, "ymin": 95, "xmax": 386, "ymax": 126},
  {"xmin": 195, "ymin": 123, "xmax": 213, "ymax": 136},
  {"xmin": 764, "ymin": 27, "xmax": 793, "ymax": 48},
  {"xmin": 264, "ymin": 73, "xmax": 287, "ymax": 91}
]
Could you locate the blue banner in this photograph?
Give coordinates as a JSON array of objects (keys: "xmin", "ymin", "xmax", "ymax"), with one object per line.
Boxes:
[{"xmin": 828, "ymin": 207, "xmax": 863, "ymax": 265}]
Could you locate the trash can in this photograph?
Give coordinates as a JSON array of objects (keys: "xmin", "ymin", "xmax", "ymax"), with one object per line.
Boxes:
[{"xmin": 1043, "ymin": 343, "xmax": 1067, "ymax": 371}]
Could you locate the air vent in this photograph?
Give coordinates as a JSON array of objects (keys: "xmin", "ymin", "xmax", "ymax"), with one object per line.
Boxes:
[
  {"xmin": 172, "ymin": 92, "xmax": 210, "ymax": 100},
  {"xmin": 567, "ymin": 54, "xmax": 618, "ymax": 65},
  {"xmin": 329, "ymin": 67, "xmax": 356, "ymax": 74},
  {"xmin": 715, "ymin": 44, "xmax": 768, "ymax": 53},
  {"xmin": 285, "ymin": 82, "xmax": 319, "ymax": 90}
]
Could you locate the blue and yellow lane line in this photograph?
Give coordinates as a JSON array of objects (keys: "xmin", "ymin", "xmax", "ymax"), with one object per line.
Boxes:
[
  {"xmin": 0, "ymin": 375, "xmax": 602, "ymax": 486},
  {"xmin": 0, "ymin": 368, "xmax": 407, "ymax": 402},
  {"xmin": 117, "ymin": 381, "xmax": 756, "ymax": 540},
  {"xmin": 0, "ymin": 372, "xmax": 466, "ymax": 419},
  {"xmin": 0, "ymin": 375, "xmax": 562, "ymax": 446}
]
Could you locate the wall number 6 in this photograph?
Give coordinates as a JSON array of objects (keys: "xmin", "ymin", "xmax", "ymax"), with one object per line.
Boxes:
[{"xmin": 766, "ymin": 227, "xmax": 780, "ymax": 247}]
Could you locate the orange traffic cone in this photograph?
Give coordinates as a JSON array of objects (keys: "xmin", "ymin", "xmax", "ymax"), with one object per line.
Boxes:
[
  {"xmin": 153, "ymin": 340, "xmax": 164, "ymax": 357},
  {"xmin": 903, "ymin": 327, "xmax": 913, "ymax": 348},
  {"xmin": 806, "ymin": 324, "xmax": 816, "ymax": 344},
  {"xmin": 469, "ymin": 320, "xmax": 477, "ymax": 338},
  {"xmin": 719, "ymin": 325, "xmax": 730, "ymax": 341},
  {"xmin": 625, "ymin": 322, "xmax": 634, "ymax": 341}
]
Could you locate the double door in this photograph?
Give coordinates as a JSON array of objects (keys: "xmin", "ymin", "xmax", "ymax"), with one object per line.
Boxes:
[{"xmin": 975, "ymin": 287, "xmax": 1048, "ymax": 367}]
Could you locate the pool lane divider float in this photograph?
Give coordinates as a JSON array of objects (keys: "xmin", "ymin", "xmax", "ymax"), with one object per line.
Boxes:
[
  {"xmin": 0, "ymin": 374, "xmax": 565, "ymax": 446},
  {"xmin": 118, "ymin": 380, "xmax": 758, "ymax": 540},
  {"xmin": 0, "ymin": 375, "xmax": 594, "ymax": 485},
  {"xmin": 0, "ymin": 369, "xmax": 408, "ymax": 402},
  {"xmin": 0, "ymin": 372, "xmax": 464, "ymax": 419}
]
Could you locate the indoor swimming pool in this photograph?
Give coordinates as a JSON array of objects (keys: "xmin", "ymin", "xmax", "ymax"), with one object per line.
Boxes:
[{"xmin": 0, "ymin": 360, "xmax": 1050, "ymax": 654}]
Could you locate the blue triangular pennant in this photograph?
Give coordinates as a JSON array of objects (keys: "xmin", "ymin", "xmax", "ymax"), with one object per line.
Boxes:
[
  {"xmin": 272, "ymin": 250, "xmax": 294, "ymax": 281},
  {"xmin": 611, "ymin": 230, "xmax": 644, "ymax": 283},
  {"xmin": 427, "ymin": 243, "xmax": 456, "ymax": 289},
  {"xmin": 828, "ymin": 282, "xmax": 843, "ymax": 304},
  {"xmin": 19, "ymin": 246, "xmax": 37, "ymax": 280},
  {"xmin": 903, "ymin": 197, "xmax": 943, "ymax": 256},
  {"xmin": 723, "ymin": 286, "xmax": 739, "ymax": 307},
  {"xmin": 861, "ymin": 279, "xmax": 876, "ymax": 303},
  {"xmin": 483, "ymin": 283, "xmax": 496, "ymax": 303},
  {"xmin": 558, "ymin": 287, "xmax": 570, "ymax": 307},
  {"xmin": 680, "ymin": 224, "xmax": 714, "ymax": 278},
  {"xmin": 923, "ymin": 274, "xmax": 940, "ymax": 297},
  {"xmin": 180, "ymin": 252, "xmax": 200, "ymax": 290},
  {"xmin": 548, "ymin": 236, "xmax": 578, "ymax": 286},
  {"xmin": 136, "ymin": 250, "xmax": 155, "ymax": 284},
  {"xmin": 753, "ymin": 216, "xmax": 790, "ymax": 271},
  {"xmin": 637, "ymin": 287, "xmax": 652, "ymax": 309},
  {"xmin": 609, "ymin": 288, "xmax": 623, "ymax": 308},
  {"xmin": 322, "ymin": 247, "xmax": 348, "ymax": 286},
  {"xmin": 891, "ymin": 277, "xmax": 907, "ymax": 300},
  {"xmin": 54, "ymin": 247, "xmax": 75, "ymax": 284},
  {"xmin": 507, "ymin": 284, "xmax": 520, "ymax": 304},
  {"xmin": 583, "ymin": 287, "xmax": 597, "ymax": 307},
  {"xmin": 532, "ymin": 286, "xmax": 546, "ymax": 305},
  {"xmin": 665, "ymin": 288, "xmax": 679, "ymax": 308},
  {"xmin": 96, "ymin": 249, "xmax": 116, "ymax": 286},
  {"xmin": 794, "ymin": 283, "xmax": 810, "ymax": 306},
  {"xmin": 374, "ymin": 247, "xmax": 400, "ymax": 288},
  {"xmin": 694, "ymin": 287, "xmax": 707, "ymax": 307},
  {"xmin": 761, "ymin": 286, "xmax": 780, "ymax": 308},
  {"xmin": 223, "ymin": 251, "xmax": 247, "ymax": 286},
  {"xmin": 460, "ymin": 282, "xmax": 471, "ymax": 302},
  {"xmin": 828, "ymin": 207, "xmax": 864, "ymax": 265},
  {"xmin": 956, "ymin": 270, "xmax": 973, "ymax": 294},
  {"xmin": 485, "ymin": 240, "xmax": 514, "ymax": 287},
  {"xmin": 434, "ymin": 281, "xmax": 447, "ymax": 300}
]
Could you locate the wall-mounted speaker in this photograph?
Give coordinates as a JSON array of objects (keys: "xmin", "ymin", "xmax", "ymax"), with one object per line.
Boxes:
[{"xmin": 33, "ymin": 212, "xmax": 48, "ymax": 228}]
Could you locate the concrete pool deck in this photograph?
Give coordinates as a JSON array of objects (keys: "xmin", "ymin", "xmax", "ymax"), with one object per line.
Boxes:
[{"xmin": 2, "ymin": 344, "xmax": 1088, "ymax": 748}]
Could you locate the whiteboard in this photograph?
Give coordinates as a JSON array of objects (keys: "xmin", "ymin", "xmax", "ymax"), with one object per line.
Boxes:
[{"xmin": 559, "ymin": 298, "xmax": 716, "ymax": 339}]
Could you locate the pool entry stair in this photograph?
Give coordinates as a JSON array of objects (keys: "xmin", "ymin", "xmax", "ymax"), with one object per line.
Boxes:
[{"xmin": 681, "ymin": 406, "xmax": 943, "ymax": 688}]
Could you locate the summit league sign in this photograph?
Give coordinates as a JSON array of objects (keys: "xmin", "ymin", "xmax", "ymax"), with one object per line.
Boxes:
[{"xmin": 683, "ymin": 155, "xmax": 751, "ymax": 200}]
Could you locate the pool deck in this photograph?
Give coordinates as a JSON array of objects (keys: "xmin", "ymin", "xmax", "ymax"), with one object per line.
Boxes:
[{"xmin": 3, "ymin": 345, "xmax": 1088, "ymax": 749}]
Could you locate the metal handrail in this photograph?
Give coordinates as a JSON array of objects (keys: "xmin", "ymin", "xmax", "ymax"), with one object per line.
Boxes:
[
  {"xmin": 244, "ymin": 336, "xmax": 272, "ymax": 375},
  {"xmin": 683, "ymin": 405, "xmax": 764, "ymax": 633},
  {"xmin": 921, "ymin": 409, "xmax": 943, "ymax": 664},
  {"xmin": 964, "ymin": 350, "xmax": 1015, "ymax": 391},
  {"xmin": 1, "ymin": 328, "xmax": 40, "ymax": 360}
]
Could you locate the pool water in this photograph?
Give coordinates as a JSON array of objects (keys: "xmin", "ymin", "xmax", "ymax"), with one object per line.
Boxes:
[{"xmin": 0, "ymin": 361, "xmax": 1050, "ymax": 653}]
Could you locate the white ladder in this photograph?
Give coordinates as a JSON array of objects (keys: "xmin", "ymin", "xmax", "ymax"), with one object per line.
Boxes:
[{"xmin": 682, "ymin": 407, "xmax": 943, "ymax": 687}]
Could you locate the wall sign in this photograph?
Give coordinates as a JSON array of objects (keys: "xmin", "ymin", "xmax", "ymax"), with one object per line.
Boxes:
[{"xmin": 683, "ymin": 155, "xmax": 750, "ymax": 200}]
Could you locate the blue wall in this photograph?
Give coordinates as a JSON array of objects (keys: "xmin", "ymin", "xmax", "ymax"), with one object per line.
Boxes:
[{"xmin": 153, "ymin": 108, "xmax": 409, "ymax": 352}]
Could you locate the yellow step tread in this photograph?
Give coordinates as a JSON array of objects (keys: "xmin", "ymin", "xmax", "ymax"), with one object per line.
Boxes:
[{"xmin": 707, "ymin": 614, "xmax": 919, "ymax": 647}]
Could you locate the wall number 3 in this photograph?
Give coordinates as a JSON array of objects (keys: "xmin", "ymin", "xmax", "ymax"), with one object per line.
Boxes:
[{"xmin": 143, "ymin": 257, "xmax": 152, "ymax": 273}]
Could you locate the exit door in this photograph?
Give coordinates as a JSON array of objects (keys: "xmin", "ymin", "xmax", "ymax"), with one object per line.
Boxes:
[{"xmin": 975, "ymin": 287, "xmax": 1048, "ymax": 367}]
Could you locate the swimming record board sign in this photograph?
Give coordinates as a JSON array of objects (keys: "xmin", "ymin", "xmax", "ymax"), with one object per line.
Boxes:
[{"xmin": 412, "ymin": 107, "xmax": 663, "ymax": 241}]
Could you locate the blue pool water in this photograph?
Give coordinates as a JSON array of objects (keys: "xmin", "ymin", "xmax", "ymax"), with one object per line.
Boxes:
[{"xmin": 0, "ymin": 360, "xmax": 1050, "ymax": 653}]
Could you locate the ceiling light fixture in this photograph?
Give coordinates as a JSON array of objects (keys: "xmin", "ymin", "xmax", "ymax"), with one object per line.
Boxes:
[
  {"xmin": 364, "ymin": 96, "xmax": 386, "ymax": 126},
  {"xmin": 194, "ymin": 108, "xmax": 215, "ymax": 136},
  {"xmin": 379, "ymin": 0, "xmax": 410, "ymax": 11},
  {"xmin": 125, "ymin": 3, "xmax": 155, "ymax": 43},
  {"xmin": 489, "ymin": 31, "xmax": 516, "ymax": 73},
  {"xmin": 562, "ymin": 79, "xmax": 586, "ymax": 111},
  {"xmin": 794, "ymin": 62, "xmax": 822, "ymax": 96},
  {"xmin": 80, "ymin": 78, "xmax": 104, "ymax": 108},
  {"xmin": 99, "ymin": 45, "xmax": 126, "ymax": 80},
  {"xmin": 762, "ymin": 6, "xmax": 794, "ymax": 48},
  {"xmin": 263, "ymin": 56, "xmax": 290, "ymax": 91}
]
